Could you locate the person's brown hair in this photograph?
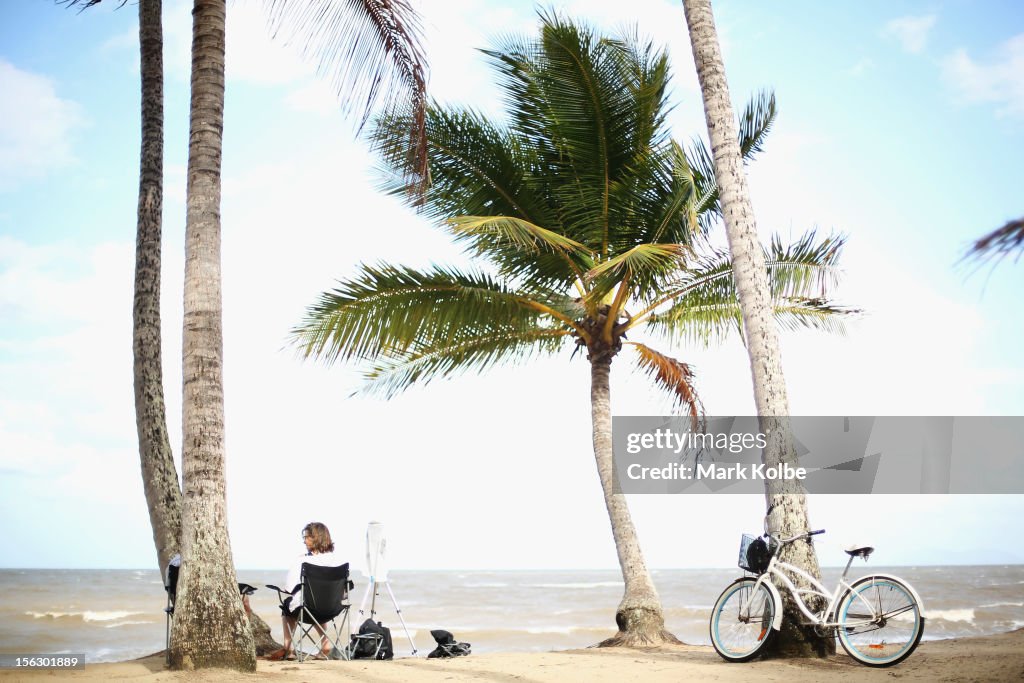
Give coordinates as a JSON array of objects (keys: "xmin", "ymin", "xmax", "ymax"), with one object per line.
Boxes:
[{"xmin": 303, "ymin": 522, "xmax": 335, "ymax": 554}]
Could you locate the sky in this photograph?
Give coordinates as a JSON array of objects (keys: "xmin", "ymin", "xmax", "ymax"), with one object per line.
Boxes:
[{"xmin": 1, "ymin": 0, "xmax": 1023, "ymax": 573}]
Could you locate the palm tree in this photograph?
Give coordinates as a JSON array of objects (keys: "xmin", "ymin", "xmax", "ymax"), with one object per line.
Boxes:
[
  {"xmin": 65, "ymin": 0, "xmax": 430, "ymax": 670},
  {"xmin": 60, "ymin": 0, "xmax": 182, "ymax": 586},
  {"xmin": 682, "ymin": 0, "xmax": 830, "ymax": 656},
  {"xmin": 132, "ymin": 0, "xmax": 183, "ymax": 593},
  {"xmin": 168, "ymin": 0, "xmax": 431, "ymax": 670},
  {"xmin": 166, "ymin": 0, "xmax": 256, "ymax": 670},
  {"xmin": 292, "ymin": 12, "xmax": 850, "ymax": 646}
]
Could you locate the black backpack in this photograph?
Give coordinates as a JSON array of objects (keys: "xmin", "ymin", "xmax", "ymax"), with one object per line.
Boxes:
[
  {"xmin": 349, "ymin": 618, "xmax": 394, "ymax": 660},
  {"xmin": 426, "ymin": 629, "xmax": 471, "ymax": 658},
  {"xmin": 746, "ymin": 537, "xmax": 771, "ymax": 574}
]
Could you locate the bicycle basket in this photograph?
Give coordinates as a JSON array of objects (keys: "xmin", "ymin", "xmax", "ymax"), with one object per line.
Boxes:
[{"xmin": 738, "ymin": 534, "xmax": 770, "ymax": 574}]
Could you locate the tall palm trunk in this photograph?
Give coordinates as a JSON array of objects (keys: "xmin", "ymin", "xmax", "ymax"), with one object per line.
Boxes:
[
  {"xmin": 590, "ymin": 354, "xmax": 679, "ymax": 646},
  {"xmin": 133, "ymin": 0, "xmax": 182, "ymax": 581},
  {"xmin": 168, "ymin": 0, "xmax": 255, "ymax": 670},
  {"xmin": 682, "ymin": 0, "xmax": 829, "ymax": 657}
]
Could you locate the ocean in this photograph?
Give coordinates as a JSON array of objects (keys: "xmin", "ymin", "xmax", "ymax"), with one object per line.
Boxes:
[{"xmin": 1, "ymin": 565, "xmax": 1021, "ymax": 663}]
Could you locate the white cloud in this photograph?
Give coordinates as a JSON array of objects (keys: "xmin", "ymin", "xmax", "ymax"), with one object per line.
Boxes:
[
  {"xmin": 883, "ymin": 14, "xmax": 937, "ymax": 54},
  {"xmin": 943, "ymin": 33, "xmax": 1024, "ymax": 118},
  {"xmin": 0, "ymin": 60, "xmax": 84, "ymax": 191}
]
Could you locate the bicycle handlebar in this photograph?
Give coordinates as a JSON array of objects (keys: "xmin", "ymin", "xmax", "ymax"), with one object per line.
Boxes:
[{"xmin": 772, "ymin": 528, "xmax": 826, "ymax": 545}]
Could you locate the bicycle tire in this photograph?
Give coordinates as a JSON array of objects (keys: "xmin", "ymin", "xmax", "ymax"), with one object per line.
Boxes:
[
  {"xmin": 836, "ymin": 576, "xmax": 924, "ymax": 667},
  {"xmin": 709, "ymin": 577, "xmax": 777, "ymax": 662}
]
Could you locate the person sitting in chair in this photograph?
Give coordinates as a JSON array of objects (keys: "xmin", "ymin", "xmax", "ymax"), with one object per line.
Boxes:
[{"xmin": 268, "ymin": 522, "xmax": 341, "ymax": 660}]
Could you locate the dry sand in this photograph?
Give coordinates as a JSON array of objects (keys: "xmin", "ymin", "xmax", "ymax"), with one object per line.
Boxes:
[{"xmin": 3, "ymin": 629, "xmax": 1023, "ymax": 682}]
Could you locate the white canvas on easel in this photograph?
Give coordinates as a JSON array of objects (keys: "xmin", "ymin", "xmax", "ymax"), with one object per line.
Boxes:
[{"xmin": 358, "ymin": 521, "xmax": 417, "ymax": 654}]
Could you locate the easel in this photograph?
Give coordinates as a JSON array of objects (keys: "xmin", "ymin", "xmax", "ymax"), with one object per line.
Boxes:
[{"xmin": 357, "ymin": 521, "xmax": 417, "ymax": 655}]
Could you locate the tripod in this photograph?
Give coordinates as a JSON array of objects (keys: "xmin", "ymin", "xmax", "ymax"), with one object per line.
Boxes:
[
  {"xmin": 357, "ymin": 574, "xmax": 417, "ymax": 655},
  {"xmin": 357, "ymin": 521, "xmax": 417, "ymax": 655}
]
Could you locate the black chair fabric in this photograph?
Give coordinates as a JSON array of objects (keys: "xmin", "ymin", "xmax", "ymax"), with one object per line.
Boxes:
[{"xmin": 298, "ymin": 562, "xmax": 350, "ymax": 623}]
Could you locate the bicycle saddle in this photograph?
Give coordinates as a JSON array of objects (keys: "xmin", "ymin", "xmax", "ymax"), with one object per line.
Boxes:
[{"xmin": 844, "ymin": 544, "xmax": 874, "ymax": 558}]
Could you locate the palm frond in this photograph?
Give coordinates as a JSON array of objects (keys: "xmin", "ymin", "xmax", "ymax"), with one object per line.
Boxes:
[
  {"xmin": 262, "ymin": 0, "xmax": 429, "ymax": 191},
  {"xmin": 772, "ymin": 299, "xmax": 859, "ymax": 334},
  {"xmin": 584, "ymin": 243, "xmax": 689, "ymax": 304},
  {"xmin": 765, "ymin": 231, "xmax": 845, "ymax": 298},
  {"xmin": 290, "ymin": 263, "xmax": 579, "ymax": 364},
  {"xmin": 487, "ymin": 10, "xmax": 676, "ymax": 255},
  {"xmin": 646, "ymin": 301, "xmax": 743, "ymax": 347},
  {"xmin": 447, "ymin": 216, "xmax": 588, "ymax": 255},
  {"xmin": 373, "ymin": 107, "xmax": 588, "ymax": 290},
  {"xmin": 963, "ymin": 217, "xmax": 1024, "ymax": 266},
  {"xmin": 738, "ymin": 90, "xmax": 777, "ymax": 158},
  {"xmin": 58, "ymin": 0, "xmax": 118, "ymax": 10},
  {"xmin": 657, "ymin": 231, "xmax": 846, "ymax": 306},
  {"xmin": 642, "ymin": 141, "xmax": 700, "ymax": 245},
  {"xmin": 646, "ymin": 297, "xmax": 857, "ymax": 348},
  {"xmin": 629, "ymin": 342, "xmax": 703, "ymax": 424},
  {"xmin": 640, "ymin": 232, "xmax": 851, "ymax": 345},
  {"xmin": 360, "ymin": 328, "xmax": 569, "ymax": 398},
  {"xmin": 686, "ymin": 91, "xmax": 777, "ymax": 235}
]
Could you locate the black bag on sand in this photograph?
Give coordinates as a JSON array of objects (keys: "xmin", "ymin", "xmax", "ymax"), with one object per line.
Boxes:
[
  {"xmin": 427, "ymin": 629, "xmax": 471, "ymax": 658},
  {"xmin": 349, "ymin": 618, "xmax": 394, "ymax": 660}
]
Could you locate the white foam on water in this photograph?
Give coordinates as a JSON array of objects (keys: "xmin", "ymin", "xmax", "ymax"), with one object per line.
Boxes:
[
  {"xmin": 26, "ymin": 610, "xmax": 143, "ymax": 622},
  {"xmin": 84, "ymin": 611, "xmax": 143, "ymax": 622},
  {"xmin": 524, "ymin": 626, "xmax": 581, "ymax": 635},
  {"xmin": 462, "ymin": 582, "xmax": 509, "ymax": 588},
  {"xmin": 26, "ymin": 611, "xmax": 74, "ymax": 620},
  {"xmin": 527, "ymin": 582, "xmax": 622, "ymax": 589},
  {"xmin": 979, "ymin": 601, "xmax": 1024, "ymax": 608},
  {"xmin": 926, "ymin": 608, "xmax": 976, "ymax": 623}
]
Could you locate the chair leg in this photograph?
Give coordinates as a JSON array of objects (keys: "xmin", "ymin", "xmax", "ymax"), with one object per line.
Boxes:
[
  {"xmin": 164, "ymin": 598, "xmax": 173, "ymax": 667},
  {"xmin": 294, "ymin": 608, "xmax": 350, "ymax": 661}
]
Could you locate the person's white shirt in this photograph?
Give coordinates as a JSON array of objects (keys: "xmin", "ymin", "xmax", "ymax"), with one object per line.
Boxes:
[{"xmin": 284, "ymin": 550, "xmax": 343, "ymax": 612}]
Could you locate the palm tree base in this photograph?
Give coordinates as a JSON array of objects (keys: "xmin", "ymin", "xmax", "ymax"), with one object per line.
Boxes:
[
  {"xmin": 764, "ymin": 621, "xmax": 833, "ymax": 658},
  {"xmin": 597, "ymin": 606, "xmax": 682, "ymax": 647}
]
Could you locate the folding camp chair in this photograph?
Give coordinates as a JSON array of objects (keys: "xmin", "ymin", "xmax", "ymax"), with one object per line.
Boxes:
[
  {"xmin": 164, "ymin": 555, "xmax": 259, "ymax": 665},
  {"xmin": 268, "ymin": 562, "xmax": 353, "ymax": 661}
]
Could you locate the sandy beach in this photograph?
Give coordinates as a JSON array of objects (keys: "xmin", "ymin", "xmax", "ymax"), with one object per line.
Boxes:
[{"xmin": 3, "ymin": 629, "xmax": 1022, "ymax": 683}]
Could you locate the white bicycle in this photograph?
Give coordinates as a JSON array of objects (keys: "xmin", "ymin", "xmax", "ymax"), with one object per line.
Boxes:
[{"xmin": 709, "ymin": 511, "xmax": 925, "ymax": 667}]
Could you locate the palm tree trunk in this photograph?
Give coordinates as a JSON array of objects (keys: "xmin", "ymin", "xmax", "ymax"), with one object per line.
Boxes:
[
  {"xmin": 168, "ymin": 0, "xmax": 255, "ymax": 670},
  {"xmin": 133, "ymin": 0, "xmax": 183, "ymax": 581},
  {"xmin": 682, "ymin": 0, "xmax": 829, "ymax": 657},
  {"xmin": 590, "ymin": 356, "xmax": 679, "ymax": 646}
]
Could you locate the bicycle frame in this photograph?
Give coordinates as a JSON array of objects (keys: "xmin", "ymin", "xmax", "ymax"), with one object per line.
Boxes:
[{"xmin": 748, "ymin": 552, "xmax": 859, "ymax": 628}]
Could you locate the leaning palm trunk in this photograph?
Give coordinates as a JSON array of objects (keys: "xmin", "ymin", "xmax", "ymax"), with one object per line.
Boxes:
[
  {"xmin": 590, "ymin": 353, "xmax": 679, "ymax": 646},
  {"xmin": 168, "ymin": 0, "xmax": 255, "ymax": 670},
  {"xmin": 133, "ymin": 0, "xmax": 182, "ymax": 580},
  {"xmin": 682, "ymin": 0, "xmax": 829, "ymax": 656}
]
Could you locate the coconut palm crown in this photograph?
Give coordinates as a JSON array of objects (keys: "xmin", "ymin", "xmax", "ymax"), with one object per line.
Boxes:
[{"xmin": 292, "ymin": 12, "xmax": 852, "ymax": 645}]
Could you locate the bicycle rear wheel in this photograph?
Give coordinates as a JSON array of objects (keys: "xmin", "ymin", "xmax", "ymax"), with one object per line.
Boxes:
[
  {"xmin": 709, "ymin": 577, "xmax": 777, "ymax": 662},
  {"xmin": 837, "ymin": 576, "xmax": 924, "ymax": 667}
]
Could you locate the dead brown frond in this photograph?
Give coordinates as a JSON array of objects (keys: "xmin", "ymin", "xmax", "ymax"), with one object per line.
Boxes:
[{"xmin": 631, "ymin": 342, "xmax": 703, "ymax": 428}]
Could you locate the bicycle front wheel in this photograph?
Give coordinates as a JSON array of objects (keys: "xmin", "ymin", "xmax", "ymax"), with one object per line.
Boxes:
[
  {"xmin": 709, "ymin": 577, "xmax": 777, "ymax": 662},
  {"xmin": 837, "ymin": 576, "xmax": 924, "ymax": 667}
]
